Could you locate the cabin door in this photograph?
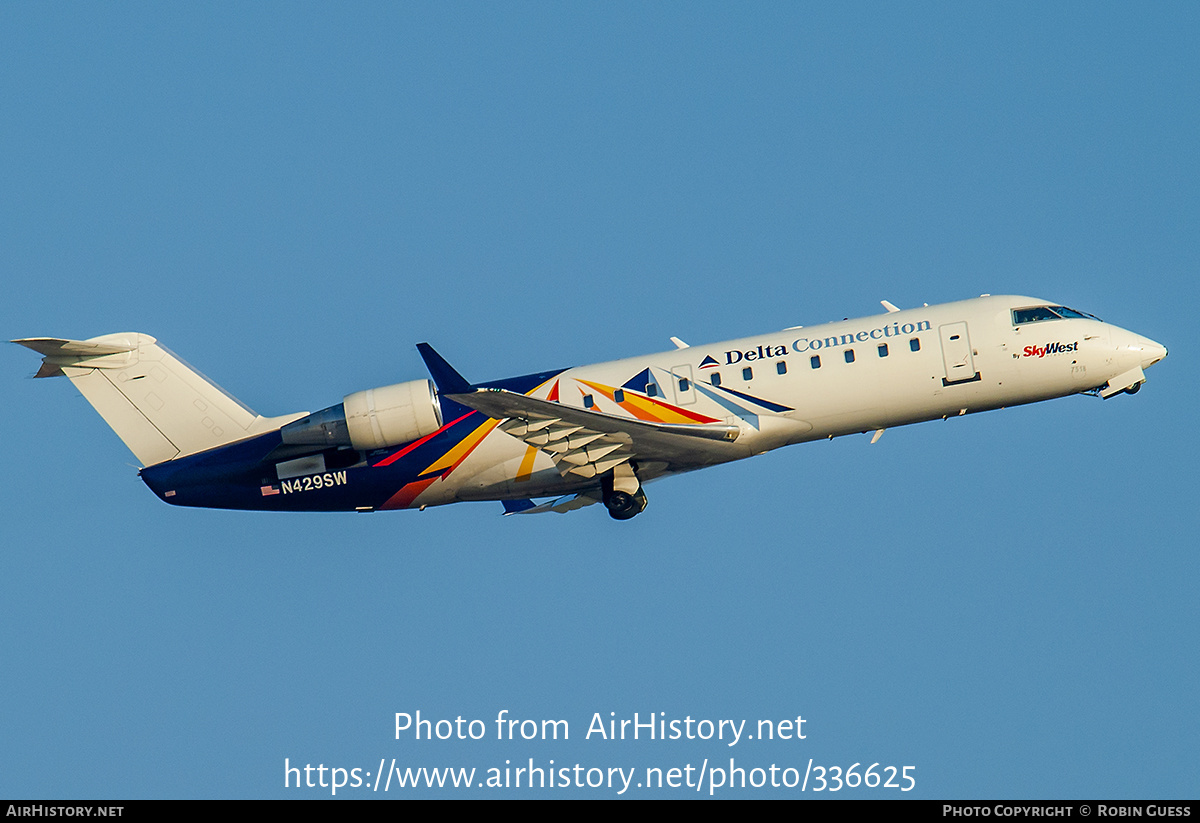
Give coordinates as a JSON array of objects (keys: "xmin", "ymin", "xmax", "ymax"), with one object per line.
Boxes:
[{"xmin": 938, "ymin": 322, "xmax": 981, "ymax": 385}]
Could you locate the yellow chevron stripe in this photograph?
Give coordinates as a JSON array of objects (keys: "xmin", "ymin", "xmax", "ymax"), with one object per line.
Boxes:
[
  {"xmin": 423, "ymin": 418, "xmax": 500, "ymax": 475},
  {"xmin": 516, "ymin": 445, "xmax": 538, "ymax": 482}
]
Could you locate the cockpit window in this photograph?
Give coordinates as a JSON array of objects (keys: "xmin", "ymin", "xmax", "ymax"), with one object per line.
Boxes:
[
  {"xmin": 1051, "ymin": 305, "xmax": 1099, "ymax": 320},
  {"xmin": 1012, "ymin": 305, "xmax": 1101, "ymax": 325},
  {"xmin": 1012, "ymin": 306, "xmax": 1060, "ymax": 324}
]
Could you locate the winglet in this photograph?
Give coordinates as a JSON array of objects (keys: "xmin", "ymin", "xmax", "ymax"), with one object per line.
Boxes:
[{"xmin": 416, "ymin": 343, "xmax": 472, "ymax": 394}]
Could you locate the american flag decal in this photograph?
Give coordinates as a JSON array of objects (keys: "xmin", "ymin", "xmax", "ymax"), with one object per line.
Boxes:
[{"xmin": 261, "ymin": 485, "xmax": 280, "ymax": 496}]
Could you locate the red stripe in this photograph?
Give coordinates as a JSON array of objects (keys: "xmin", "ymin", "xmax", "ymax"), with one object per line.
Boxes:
[{"xmin": 371, "ymin": 412, "xmax": 474, "ymax": 467}]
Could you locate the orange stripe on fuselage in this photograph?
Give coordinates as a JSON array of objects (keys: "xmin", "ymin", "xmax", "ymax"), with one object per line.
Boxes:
[
  {"xmin": 379, "ymin": 476, "xmax": 439, "ymax": 510},
  {"xmin": 575, "ymin": 379, "xmax": 719, "ymax": 424}
]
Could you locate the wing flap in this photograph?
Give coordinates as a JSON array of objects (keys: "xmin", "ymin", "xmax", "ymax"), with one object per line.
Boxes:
[
  {"xmin": 452, "ymin": 389, "xmax": 740, "ymax": 442},
  {"xmin": 448, "ymin": 388, "xmax": 745, "ymax": 476},
  {"xmin": 505, "ymin": 492, "xmax": 603, "ymax": 515}
]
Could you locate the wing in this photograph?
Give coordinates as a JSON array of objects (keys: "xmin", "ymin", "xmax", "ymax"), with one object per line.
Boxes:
[
  {"xmin": 502, "ymin": 492, "xmax": 603, "ymax": 515},
  {"xmin": 446, "ymin": 388, "xmax": 746, "ymax": 480}
]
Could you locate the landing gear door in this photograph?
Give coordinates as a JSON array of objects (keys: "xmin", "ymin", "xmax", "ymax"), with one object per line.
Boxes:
[
  {"xmin": 670, "ymin": 365, "xmax": 697, "ymax": 405},
  {"xmin": 939, "ymin": 322, "xmax": 981, "ymax": 385}
]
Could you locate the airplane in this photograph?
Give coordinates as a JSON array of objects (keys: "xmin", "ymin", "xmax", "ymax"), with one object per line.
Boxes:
[{"xmin": 14, "ymin": 294, "xmax": 1167, "ymax": 520}]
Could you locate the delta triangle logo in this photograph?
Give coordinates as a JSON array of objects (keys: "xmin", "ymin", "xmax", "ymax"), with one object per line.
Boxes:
[{"xmin": 699, "ymin": 354, "xmax": 720, "ymax": 369}]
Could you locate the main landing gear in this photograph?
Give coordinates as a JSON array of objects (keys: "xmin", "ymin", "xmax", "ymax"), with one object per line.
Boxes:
[{"xmin": 602, "ymin": 463, "xmax": 647, "ymax": 521}]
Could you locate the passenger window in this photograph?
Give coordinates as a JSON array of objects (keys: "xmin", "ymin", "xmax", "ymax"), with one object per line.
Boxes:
[
  {"xmin": 909, "ymin": 338, "xmax": 920, "ymax": 352},
  {"xmin": 582, "ymin": 394, "xmax": 593, "ymax": 408},
  {"xmin": 810, "ymin": 355, "xmax": 821, "ymax": 369},
  {"xmin": 613, "ymin": 389, "xmax": 625, "ymax": 403},
  {"xmin": 678, "ymin": 378, "xmax": 690, "ymax": 392},
  {"xmin": 647, "ymin": 383, "xmax": 658, "ymax": 397},
  {"xmin": 776, "ymin": 361, "xmax": 787, "ymax": 375},
  {"xmin": 878, "ymin": 343, "xmax": 888, "ymax": 357},
  {"xmin": 742, "ymin": 367, "xmax": 753, "ymax": 381},
  {"xmin": 844, "ymin": 349, "xmax": 855, "ymax": 364},
  {"xmin": 711, "ymin": 372, "xmax": 722, "ymax": 387}
]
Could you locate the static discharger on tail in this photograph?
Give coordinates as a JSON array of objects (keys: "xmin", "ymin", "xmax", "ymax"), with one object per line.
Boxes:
[{"xmin": 15, "ymin": 295, "xmax": 1166, "ymax": 520}]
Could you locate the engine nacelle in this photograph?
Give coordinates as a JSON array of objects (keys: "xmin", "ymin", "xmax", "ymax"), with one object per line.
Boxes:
[
  {"xmin": 343, "ymin": 380, "xmax": 442, "ymax": 450},
  {"xmin": 280, "ymin": 379, "xmax": 442, "ymax": 451}
]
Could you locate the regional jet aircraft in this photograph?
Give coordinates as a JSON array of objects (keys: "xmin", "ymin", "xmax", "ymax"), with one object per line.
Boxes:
[{"xmin": 15, "ymin": 295, "xmax": 1166, "ymax": 520}]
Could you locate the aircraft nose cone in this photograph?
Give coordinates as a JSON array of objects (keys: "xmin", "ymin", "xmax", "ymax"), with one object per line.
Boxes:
[
  {"xmin": 1130, "ymin": 334, "xmax": 1167, "ymax": 369},
  {"xmin": 1142, "ymin": 336, "xmax": 1167, "ymax": 367}
]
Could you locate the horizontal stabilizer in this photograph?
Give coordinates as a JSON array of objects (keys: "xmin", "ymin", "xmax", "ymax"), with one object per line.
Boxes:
[
  {"xmin": 15, "ymin": 337, "xmax": 136, "ymax": 357},
  {"xmin": 14, "ymin": 336, "xmax": 138, "ymax": 378}
]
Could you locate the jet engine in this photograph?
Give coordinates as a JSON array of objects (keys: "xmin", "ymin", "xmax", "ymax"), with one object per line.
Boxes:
[{"xmin": 279, "ymin": 379, "xmax": 443, "ymax": 451}]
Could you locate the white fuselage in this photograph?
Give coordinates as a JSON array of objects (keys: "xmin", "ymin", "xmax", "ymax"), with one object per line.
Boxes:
[{"xmin": 440, "ymin": 295, "xmax": 1166, "ymax": 504}]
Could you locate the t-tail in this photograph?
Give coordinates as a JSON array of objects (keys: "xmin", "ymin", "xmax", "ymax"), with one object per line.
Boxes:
[{"xmin": 13, "ymin": 334, "xmax": 300, "ymax": 466}]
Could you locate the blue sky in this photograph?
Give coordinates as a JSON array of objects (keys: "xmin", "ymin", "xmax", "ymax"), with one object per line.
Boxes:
[{"xmin": 2, "ymin": 3, "xmax": 1195, "ymax": 798}]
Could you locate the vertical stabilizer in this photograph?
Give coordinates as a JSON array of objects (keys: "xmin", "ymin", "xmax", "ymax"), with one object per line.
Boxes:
[{"xmin": 14, "ymin": 334, "xmax": 295, "ymax": 466}]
